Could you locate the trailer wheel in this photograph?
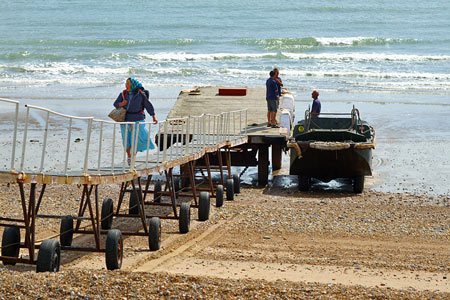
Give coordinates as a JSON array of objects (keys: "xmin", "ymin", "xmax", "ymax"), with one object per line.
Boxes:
[
  {"xmin": 154, "ymin": 181, "xmax": 162, "ymax": 203},
  {"xmin": 36, "ymin": 239, "xmax": 60, "ymax": 273},
  {"xmin": 101, "ymin": 198, "xmax": 114, "ymax": 230},
  {"xmin": 298, "ymin": 175, "xmax": 311, "ymax": 191},
  {"xmin": 179, "ymin": 203, "xmax": 191, "ymax": 234},
  {"xmin": 105, "ymin": 229, "xmax": 123, "ymax": 270},
  {"xmin": 353, "ymin": 176, "xmax": 365, "ymax": 194},
  {"xmin": 233, "ymin": 174, "xmax": 240, "ymax": 194},
  {"xmin": 174, "ymin": 177, "xmax": 181, "ymax": 193},
  {"xmin": 59, "ymin": 215, "xmax": 74, "ymax": 247},
  {"xmin": 129, "ymin": 189, "xmax": 142, "ymax": 215},
  {"xmin": 2, "ymin": 227, "xmax": 21, "ymax": 265},
  {"xmin": 148, "ymin": 217, "xmax": 161, "ymax": 251},
  {"xmin": 182, "ymin": 176, "xmax": 190, "ymax": 188},
  {"xmin": 226, "ymin": 179, "xmax": 234, "ymax": 200},
  {"xmin": 215, "ymin": 185, "xmax": 224, "ymax": 207},
  {"xmin": 198, "ymin": 192, "xmax": 210, "ymax": 221}
]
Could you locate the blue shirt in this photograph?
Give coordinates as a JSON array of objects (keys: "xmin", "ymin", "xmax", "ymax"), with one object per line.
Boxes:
[
  {"xmin": 312, "ymin": 98, "xmax": 321, "ymax": 115},
  {"xmin": 114, "ymin": 89, "xmax": 155, "ymax": 122},
  {"xmin": 266, "ymin": 78, "xmax": 278, "ymax": 101},
  {"xmin": 276, "ymin": 77, "xmax": 282, "ymax": 96}
]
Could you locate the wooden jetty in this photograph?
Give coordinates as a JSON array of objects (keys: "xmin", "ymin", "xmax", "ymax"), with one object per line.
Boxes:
[{"xmin": 169, "ymin": 86, "xmax": 291, "ymax": 185}]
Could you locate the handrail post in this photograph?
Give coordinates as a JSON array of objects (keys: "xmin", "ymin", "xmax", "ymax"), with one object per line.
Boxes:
[
  {"xmin": 156, "ymin": 122, "xmax": 161, "ymax": 165},
  {"xmin": 245, "ymin": 110, "xmax": 248, "ymax": 136},
  {"xmin": 123, "ymin": 123, "xmax": 128, "ymax": 171},
  {"xmin": 11, "ymin": 102, "xmax": 19, "ymax": 170},
  {"xmin": 111, "ymin": 123, "xmax": 116, "ymax": 174},
  {"xmin": 64, "ymin": 118, "xmax": 73, "ymax": 175},
  {"xmin": 83, "ymin": 118, "xmax": 93, "ymax": 175},
  {"xmin": 20, "ymin": 107, "xmax": 30, "ymax": 172},
  {"xmin": 97, "ymin": 122, "xmax": 103, "ymax": 172},
  {"xmin": 145, "ymin": 122, "xmax": 151, "ymax": 167},
  {"xmin": 163, "ymin": 121, "xmax": 168, "ymax": 162},
  {"xmin": 185, "ymin": 117, "xmax": 190, "ymax": 155},
  {"xmin": 39, "ymin": 111, "xmax": 50, "ymax": 173},
  {"xmin": 130, "ymin": 123, "xmax": 138, "ymax": 170}
]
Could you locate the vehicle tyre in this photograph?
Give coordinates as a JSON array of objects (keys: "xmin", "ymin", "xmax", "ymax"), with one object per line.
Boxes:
[
  {"xmin": 174, "ymin": 177, "xmax": 181, "ymax": 193},
  {"xmin": 182, "ymin": 176, "xmax": 190, "ymax": 188},
  {"xmin": 179, "ymin": 203, "xmax": 191, "ymax": 234},
  {"xmin": 154, "ymin": 181, "xmax": 162, "ymax": 203},
  {"xmin": 198, "ymin": 192, "xmax": 210, "ymax": 221},
  {"xmin": 215, "ymin": 185, "xmax": 224, "ymax": 208},
  {"xmin": 226, "ymin": 179, "xmax": 234, "ymax": 201},
  {"xmin": 2, "ymin": 227, "xmax": 20, "ymax": 265},
  {"xmin": 353, "ymin": 176, "xmax": 365, "ymax": 194},
  {"xmin": 101, "ymin": 198, "xmax": 114, "ymax": 230},
  {"xmin": 148, "ymin": 217, "xmax": 161, "ymax": 251},
  {"xmin": 59, "ymin": 215, "xmax": 74, "ymax": 247},
  {"xmin": 233, "ymin": 174, "xmax": 240, "ymax": 194},
  {"xmin": 298, "ymin": 175, "xmax": 311, "ymax": 191},
  {"xmin": 36, "ymin": 239, "xmax": 60, "ymax": 272},
  {"xmin": 129, "ymin": 189, "xmax": 142, "ymax": 215},
  {"xmin": 105, "ymin": 229, "xmax": 123, "ymax": 270}
]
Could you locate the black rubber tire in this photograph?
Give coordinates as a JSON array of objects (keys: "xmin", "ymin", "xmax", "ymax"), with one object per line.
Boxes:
[
  {"xmin": 129, "ymin": 189, "xmax": 142, "ymax": 215},
  {"xmin": 174, "ymin": 177, "xmax": 181, "ymax": 193},
  {"xmin": 298, "ymin": 175, "xmax": 311, "ymax": 191},
  {"xmin": 233, "ymin": 174, "xmax": 240, "ymax": 194},
  {"xmin": 198, "ymin": 192, "xmax": 210, "ymax": 221},
  {"xmin": 215, "ymin": 185, "xmax": 224, "ymax": 208},
  {"xmin": 179, "ymin": 203, "xmax": 191, "ymax": 234},
  {"xmin": 59, "ymin": 215, "xmax": 74, "ymax": 247},
  {"xmin": 105, "ymin": 229, "xmax": 123, "ymax": 270},
  {"xmin": 101, "ymin": 198, "xmax": 114, "ymax": 230},
  {"xmin": 2, "ymin": 227, "xmax": 21, "ymax": 265},
  {"xmin": 36, "ymin": 239, "xmax": 60, "ymax": 273},
  {"xmin": 148, "ymin": 217, "xmax": 161, "ymax": 251},
  {"xmin": 154, "ymin": 181, "xmax": 162, "ymax": 203},
  {"xmin": 226, "ymin": 179, "xmax": 234, "ymax": 201},
  {"xmin": 182, "ymin": 176, "xmax": 190, "ymax": 188},
  {"xmin": 353, "ymin": 176, "xmax": 365, "ymax": 194}
]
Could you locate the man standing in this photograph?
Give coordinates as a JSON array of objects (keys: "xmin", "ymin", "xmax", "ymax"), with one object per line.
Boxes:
[
  {"xmin": 311, "ymin": 90, "xmax": 321, "ymax": 118},
  {"xmin": 266, "ymin": 71, "xmax": 279, "ymax": 127},
  {"xmin": 273, "ymin": 68, "xmax": 283, "ymax": 99}
]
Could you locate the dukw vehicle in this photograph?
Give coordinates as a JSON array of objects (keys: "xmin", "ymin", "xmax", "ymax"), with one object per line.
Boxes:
[{"xmin": 288, "ymin": 106, "xmax": 375, "ymax": 193}]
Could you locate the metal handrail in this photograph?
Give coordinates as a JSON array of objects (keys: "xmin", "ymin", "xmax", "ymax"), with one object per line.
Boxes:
[{"xmin": 0, "ymin": 102, "xmax": 247, "ymax": 177}]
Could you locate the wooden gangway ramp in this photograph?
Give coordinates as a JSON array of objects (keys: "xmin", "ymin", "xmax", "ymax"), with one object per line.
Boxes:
[
  {"xmin": 169, "ymin": 86, "xmax": 291, "ymax": 185},
  {"xmin": 0, "ymin": 97, "xmax": 247, "ymax": 272}
]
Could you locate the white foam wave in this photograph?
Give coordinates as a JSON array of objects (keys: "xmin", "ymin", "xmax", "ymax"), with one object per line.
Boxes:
[
  {"xmin": 21, "ymin": 62, "xmax": 129, "ymax": 75},
  {"xmin": 138, "ymin": 52, "xmax": 275, "ymax": 61},
  {"xmin": 282, "ymin": 52, "xmax": 450, "ymax": 62}
]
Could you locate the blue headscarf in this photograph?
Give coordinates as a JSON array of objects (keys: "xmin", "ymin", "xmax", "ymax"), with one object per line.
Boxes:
[{"xmin": 129, "ymin": 78, "xmax": 142, "ymax": 94}]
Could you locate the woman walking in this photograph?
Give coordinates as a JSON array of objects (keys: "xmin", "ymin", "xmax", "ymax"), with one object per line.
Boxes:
[{"xmin": 113, "ymin": 78, "xmax": 158, "ymax": 162}]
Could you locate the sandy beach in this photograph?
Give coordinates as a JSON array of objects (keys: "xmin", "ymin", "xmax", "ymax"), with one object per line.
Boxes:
[
  {"xmin": 0, "ymin": 97, "xmax": 449, "ymax": 299},
  {"xmin": 0, "ymin": 181, "xmax": 448, "ymax": 299}
]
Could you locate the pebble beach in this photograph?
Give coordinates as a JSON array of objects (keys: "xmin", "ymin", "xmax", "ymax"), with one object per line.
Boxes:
[{"xmin": 0, "ymin": 182, "xmax": 448, "ymax": 299}]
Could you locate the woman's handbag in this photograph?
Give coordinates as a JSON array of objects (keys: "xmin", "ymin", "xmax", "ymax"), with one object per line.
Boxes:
[{"xmin": 108, "ymin": 93, "xmax": 127, "ymax": 122}]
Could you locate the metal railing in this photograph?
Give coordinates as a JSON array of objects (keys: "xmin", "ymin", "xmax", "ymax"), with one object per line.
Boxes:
[{"xmin": 0, "ymin": 99, "xmax": 247, "ymax": 177}]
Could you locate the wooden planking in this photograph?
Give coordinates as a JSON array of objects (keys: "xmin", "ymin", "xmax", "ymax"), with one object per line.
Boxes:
[{"xmin": 171, "ymin": 86, "xmax": 288, "ymax": 140}]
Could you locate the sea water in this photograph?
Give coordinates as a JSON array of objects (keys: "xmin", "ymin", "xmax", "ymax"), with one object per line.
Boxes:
[{"xmin": 1, "ymin": 1, "xmax": 449, "ymax": 195}]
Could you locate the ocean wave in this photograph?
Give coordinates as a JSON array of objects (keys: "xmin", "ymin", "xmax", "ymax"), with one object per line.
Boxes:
[
  {"xmin": 138, "ymin": 52, "xmax": 276, "ymax": 61},
  {"xmin": 238, "ymin": 37, "xmax": 421, "ymax": 50},
  {"xmin": 1, "ymin": 62, "xmax": 129, "ymax": 75},
  {"xmin": 281, "ymin": 52, "xmax": 450, "ymax": 62},
  {"xmin": 21, "ymin": 38, "xmax": 199, "ymax": 47}
]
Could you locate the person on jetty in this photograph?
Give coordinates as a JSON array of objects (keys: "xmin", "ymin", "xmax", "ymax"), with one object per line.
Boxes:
[
  {"xmin": 113, "ymin": 78, "xmax": 158, "ymax": 162},
  {"xmin": 311, "ymin": 90, "xmax": 321, "ymax": 118},
  {"xmin": 266, "ymin": 71, "xmax": 279, "ymax": 128},
  {"xmin": 273, "ymin": 68, "xmax": 283, "ymax": 101}
]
